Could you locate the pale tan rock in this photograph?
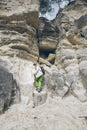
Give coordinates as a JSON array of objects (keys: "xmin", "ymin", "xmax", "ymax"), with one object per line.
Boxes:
[
  {"xmin": 72, "ymin": 80, "xmax": 87, "ymax": 102},
  {"xmin": 60, "ymin": 49, "xmax": 76, "ymax": 61},
  {"xmin": 0, "ymin": 0, "xmax": 39, "ymax": 59},
  {"xmin": 47, "ymin": 53, "xmax": 55, "ymax": 62},
  {"xmin": 39, "ymin": 38, "xmax": 58, "ymax": 51},
  {"xmin": 76, "ymin": 49, "xmax": 87, "ymax": 61},
  {"xmin": 63, "ymin": 59, "xmax": 78, "ymax": 68},
  {"xmin": 67, "ymin": 34, "xmax": 82, "ymax": 45},
  {"xmin": 33, "ymin": 90, "xmax": 47, "ymax": 106},
  {"xmin": 59, "ymin": 38, "xmax": 72, "ymax": 49}
]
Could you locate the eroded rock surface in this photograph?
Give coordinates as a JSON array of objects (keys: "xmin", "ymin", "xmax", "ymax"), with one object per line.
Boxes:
[
  {"xmin": 0, "ymin": 0, "xmax": 39, "ymax": 60},
  {"xmin": 0, "ymin": 0, "xmax": 87, "ymax": 125},
  {"xmin": 0, "ymin": 65, "xmax": 20, "ymax": 114}
]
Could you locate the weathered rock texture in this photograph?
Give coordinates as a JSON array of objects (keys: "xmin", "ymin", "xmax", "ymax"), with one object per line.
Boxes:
[
  {"xmin": 0, "ymin": 0, "xmax": 40, "ymax": 113},
  {"xmin": 0, "ymin": 1, "xmax": 87, "ymax": 129},
  {"xmin": 0, "ymin": 0, "xmax": 39, "ymax": 60},
  {"xmin": 0, "ymin": 0, "xmax": 87, "ymax": 112},
  {"xmin": 0, "ymin": 65, "xmax": 20, "ymax": 114},
  {"xmin": 33, "ymin": 90, "xmax": 47, "ymax": 106},
  {"xmin": 38, "ymin": 0, "xmax": 87, "ymax": 102},
  {"xmin": 37, "ymin": 18, "xmax": 59, "ymax": 61},
  {"xmin": 54, "ymin": 0, "xmax": 87, "ymax": 101}
]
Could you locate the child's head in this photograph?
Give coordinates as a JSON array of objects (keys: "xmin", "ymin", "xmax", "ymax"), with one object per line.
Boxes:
[{"xmin": 33, "ymin": 62, "xmax": 37, "ymax": 66}]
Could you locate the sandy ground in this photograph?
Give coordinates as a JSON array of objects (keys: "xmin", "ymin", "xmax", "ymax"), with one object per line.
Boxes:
[{"xmin": 0, "ymin": 57, "xmax": 87, "ymax": 130}]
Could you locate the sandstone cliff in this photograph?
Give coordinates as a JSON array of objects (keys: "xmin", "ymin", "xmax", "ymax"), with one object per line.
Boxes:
[
  {"xmin": 0, "ymin": 0, "xmax": 87, "ymax": 130},
  {"xmin": 0, "ymin": 0, "xmax": 39, "ymax": 60}
]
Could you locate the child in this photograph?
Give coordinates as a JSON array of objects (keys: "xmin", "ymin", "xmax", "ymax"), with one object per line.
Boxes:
[{"xmin": 33, "ymin": 62, "xmax": 44, "ymax": 92}]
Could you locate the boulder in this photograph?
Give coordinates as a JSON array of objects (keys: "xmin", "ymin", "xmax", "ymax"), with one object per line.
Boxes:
[
  {"xmin": 48, "ymin": 70, "xmax": 69, "ymax": 97},
  {"xmin": 33, "ymin": 90, "xmax": 47, "ymax": 106},
  {"xmin": 0, "ymin": 66, "xmax": 20, "ymax": 114},
  {"xmin": 47, "ymin": 53, "xmax": 55, "ymax": 63}
]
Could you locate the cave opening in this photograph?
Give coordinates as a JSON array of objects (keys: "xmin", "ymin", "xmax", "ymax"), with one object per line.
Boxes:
[{"xmin": 39, "ymin": 49, "xmax": 55, "ymax": 64}]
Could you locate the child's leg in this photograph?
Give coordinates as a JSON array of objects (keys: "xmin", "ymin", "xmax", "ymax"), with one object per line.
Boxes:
[
  {"xmin": 38, "ymin": 75, "xmax": 44, "ymax": 88},
  {"xmin": 35, "ymin": 77, "xmax": 39, "ymax": 88}
]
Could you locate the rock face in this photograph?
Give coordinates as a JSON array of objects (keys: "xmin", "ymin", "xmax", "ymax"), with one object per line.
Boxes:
[
  {"xmin": 33, "ymin": 90, "xmax": 47, "ymax": 106},
  {"xmin": 54, "ymin": 0, "xmax": 87, "ymax": 101},
  {"xmin": 0, "ymin": 0, "xmax": 87, "ymax": 111},
  {"xmin": 37, "ymin": 17, "xmax": 59, "ymax": 62},
  {"xmin": 0, "ymin": 0, "xmax": 40, "ymax": 113},
  {"xmin": 0, "ymin": 1, "xmax": 87, "ymax": 129},
  {"xmin": 0, "ymin": 65, "xmax": 20, "ymax": 114},
  {"xmin": 0, "ymin": 0, "xmax": 39, "ymax": 60},
  {"xmin": 38, "ymin": 0, "xmax": 87, "ymax": 101}
]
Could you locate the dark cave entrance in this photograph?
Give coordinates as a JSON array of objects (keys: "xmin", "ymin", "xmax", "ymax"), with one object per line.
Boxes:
[{"xmin": 39, "ymin": 49, "xmax": 55, "ymax": 64}]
